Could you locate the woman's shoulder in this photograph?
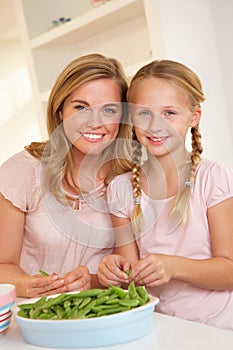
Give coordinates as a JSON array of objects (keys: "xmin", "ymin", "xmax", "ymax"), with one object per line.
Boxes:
[
  {"xmin": 0, "ymin": 149, "xmax": 42, "ymax": 211},
  {"xmin": 1, "ymin": 149, "xmax": 40, "ymax": 170}
]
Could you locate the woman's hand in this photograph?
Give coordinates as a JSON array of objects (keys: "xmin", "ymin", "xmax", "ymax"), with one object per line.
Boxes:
[
  {"xmin": 98, "ymin": 254, "xmax": 131, "ymax": 287},
  {"xmin": 63, "ymin": 265, "xmax": 92, "ymax": 291},
  {"xmin": 130, "ymin": 254, "xmax": 174, "ymax": 287},
  {"xmin": 25, "ymin": 273, "xmax": 66, "ymax": 298}
]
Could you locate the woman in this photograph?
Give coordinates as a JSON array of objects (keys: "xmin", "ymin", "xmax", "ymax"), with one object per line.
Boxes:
[{"xmin": 0, "ymin": 53, "xmax": 132, "ymax": 297}]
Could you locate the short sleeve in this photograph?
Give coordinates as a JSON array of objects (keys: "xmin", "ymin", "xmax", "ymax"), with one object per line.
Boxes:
[
  {"xmin": 203, "ymin": 161, "xmax": 233, "ymax": 208},
  {"xmin": 107, "ymin": 173, "xmax": 133, "ymax": 218},
  {"xmin": 0, "ymin": 150, "xmax": 41, "ymax": 212}
]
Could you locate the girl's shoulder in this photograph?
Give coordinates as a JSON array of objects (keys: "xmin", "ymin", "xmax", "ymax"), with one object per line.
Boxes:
[
  {"xmin": 196, "ymin": 158, "xmax": 233, "ymax": 180},
  {"xmin": 195, "ymin": 158, "xmax": 233, "ymax": 207}
]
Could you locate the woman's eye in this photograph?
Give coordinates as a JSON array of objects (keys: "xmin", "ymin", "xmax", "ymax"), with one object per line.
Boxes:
[
  {"xmin": 74, "ymin": 104, "xmax": 88, "ymax": 111},
  {"xmin": 102, "ymin": 107, "xmax": 118, "ymax": 115}
]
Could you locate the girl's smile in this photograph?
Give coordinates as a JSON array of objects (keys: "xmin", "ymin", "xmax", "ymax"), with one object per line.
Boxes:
[{"xmin": 130, "ymin": 77, "xmax": 201, "ymax": 158}]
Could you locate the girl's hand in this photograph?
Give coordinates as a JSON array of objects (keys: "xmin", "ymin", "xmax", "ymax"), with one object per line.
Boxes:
[
  {"xmin": 98, "ymin": 254, "xmax": 131, "ymax": 287},
  {"xmin": 63, "ymin": 265, "xmax": 92, "ymax": 291},
  {"xmin": 25, "ymin": 273, "xmax": 66, "ymax": 298},
  {"xmin": 130, "ymin": 254, "xmax": 174, "ymax": 287}
]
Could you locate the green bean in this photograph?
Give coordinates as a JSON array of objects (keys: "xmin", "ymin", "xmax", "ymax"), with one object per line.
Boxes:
[
  {"xmin": 63, "ymin": 300, "xmax": 71, "ymax": 308},
  {"xmin": 39, "ymin": 269, "xmax": 49, "ymax": 276},
  {"xmin": 136, "ymin": 286, "xmax": 149, "ymax": 303},
  {"xmin": 79, "ymin": 297, "xmax": 92, "ymax": 309},
  {"xmin": 109, "ymin": 286, "xmax": 127, "ymax": 299},
  {"xmin": 17, "ymin": 282, "xmax": 150, "ymax": 320},
  {"xmin": 17, "ymin": 309, "xmax": 29, "ymax": 318},
  {"xmin": 73, "ymin": 297, "xmax": 83, "ymax": 306},
  {"xmin": 125, "ymin": 269, "xmax": 131, "ymax": 277},
  {"xmin": 96, "ymin": 306, "xmax": 129, "ymax": 317},
  {"xmin": 128, "ymin": 281, "xmax": 137, "ymax": 299},
  {"xmin": 34, "ymin": 296, "xmax": 47, "ymax": 308},
  {"xmin": 105, "ymin": 298, "xmax": 121, "ymax": 305},
  {"xmin": 76, "ymin": 289, "xmax": 103, "ymax": 298},
  {"xmin": 18, "ymin": 302, "xmax": 35, "ymax": 310},
  {"xmin": 52, "ymin": 304, "xmax": 65, "ymax": 319},
  {"xmin": 43, "ymin": 293, "xmax": 67, "ymax": 308},
  {"xmin": 97, "ymin": 289, "xmax": 112, "ymax": 298},
  {"xmin": 30, "ymin": 308, "xmax": 42, "ymax": 319},
  {"xmin": 94, "ymin": 296, "xmax": 109, "ymax": 306},
  {"xmin": 38, "ymin": 312, "xmax": 56, "ymax": 319},
  {"xmin": 119, "ymin": 299, "xmax": 139, "ymax": 307}
]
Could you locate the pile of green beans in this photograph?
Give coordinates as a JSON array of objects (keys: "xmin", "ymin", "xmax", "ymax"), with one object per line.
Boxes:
[{"xmin": 17, "ymin": 282, "xmax": 149, "ymax": 320}]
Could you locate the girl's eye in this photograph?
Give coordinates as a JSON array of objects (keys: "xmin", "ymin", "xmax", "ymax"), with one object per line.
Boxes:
[
  {"xmin": 138, "ymin": 110, "xmax": 152, "ymax": 118},
  {"xmin": 164, "ymin": 111, "xmax": 176, "ymax": 118}
]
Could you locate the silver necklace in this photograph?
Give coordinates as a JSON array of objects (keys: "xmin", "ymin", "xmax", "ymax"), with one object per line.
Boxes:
[{"xmin": 62, "ymin": 183, "xmax": 105, "ymax": 210}]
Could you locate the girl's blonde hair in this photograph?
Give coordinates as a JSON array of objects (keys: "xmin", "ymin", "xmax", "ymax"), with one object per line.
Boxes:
[
  {"xmin": 127, "ymin": 60, "xmax": 205, "ymax": 233},
  {"xmin": 25, "ymin": 53, "xmax": 132, "ymax": 201}
]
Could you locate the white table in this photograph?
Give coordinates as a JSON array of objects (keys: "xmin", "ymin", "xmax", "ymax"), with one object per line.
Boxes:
[{"xmin": 1, "ymin": 310, "xmax": 233, "ymax": 350}]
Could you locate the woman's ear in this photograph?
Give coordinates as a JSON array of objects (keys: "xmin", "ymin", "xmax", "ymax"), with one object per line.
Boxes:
[
  {"xmin": 59, "ymin": 110, "xmax": 63, "ymax": 120},
  {"xmin": 190, "ymin": 108, "xmax": 202, "ymax": 128}
]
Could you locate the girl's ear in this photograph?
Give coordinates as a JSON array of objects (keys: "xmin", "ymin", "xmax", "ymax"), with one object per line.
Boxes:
[{"xmin": 190, "ymin": 108, "xmax": 202, "ymax": 128}]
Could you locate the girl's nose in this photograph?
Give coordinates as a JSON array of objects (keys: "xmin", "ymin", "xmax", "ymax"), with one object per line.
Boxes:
[{"xmin": 148, "ymin": 112, "xmax": 166, "ymax": 133}]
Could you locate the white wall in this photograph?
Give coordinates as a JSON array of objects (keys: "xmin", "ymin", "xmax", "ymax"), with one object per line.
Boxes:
[
  {"xmin": 211, "ymin": 0, "xmax": 233, "ymax": 143},
  {"xmin": 0, "ymin": 40, "xmax": 41, "ymax": 164},
  {"xmin": 157, "ymin": 0, "xmax": 233, "ymax": 166}
]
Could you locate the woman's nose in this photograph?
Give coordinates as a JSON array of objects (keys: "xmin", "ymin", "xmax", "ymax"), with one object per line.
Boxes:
[{"xmin": 85, "ymin": 108, "xmax": 102, "ymax": 128}]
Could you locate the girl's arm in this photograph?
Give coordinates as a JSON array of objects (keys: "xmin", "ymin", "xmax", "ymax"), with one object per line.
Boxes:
[
  {"xmin": 98, "ymin": 214, "xmax": 139, "ymax": 286},
  {"xmin": 130, "ymin": 197, "xmax": 233, "ymax": 290},
  {"xmin": 0, "ymin": 193, "xmax": 65, "ymax": 297}
]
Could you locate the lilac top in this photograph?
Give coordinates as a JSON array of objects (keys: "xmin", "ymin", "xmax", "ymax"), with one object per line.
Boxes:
[
  {"xmin": 107, "ymin": 158, "xmax": 233, "ymax": 330},
  {"xmin": 0, "ymin": 150, "xmax": 115, "ymax": 275}
]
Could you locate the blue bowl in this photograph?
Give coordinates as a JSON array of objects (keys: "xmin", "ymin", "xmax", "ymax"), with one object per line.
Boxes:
[{"xmin": 14, "ymin": 294, "xmax": 159, "ymax": 348}]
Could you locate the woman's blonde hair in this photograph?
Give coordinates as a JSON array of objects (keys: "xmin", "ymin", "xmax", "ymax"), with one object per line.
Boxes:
[
  {"xmin": 25, "ymin": 53, "xmax": 132, "ymax": 201},
  {"xmin": 127, "ymin": 59, "xmax": 205, "ymax": 233}
]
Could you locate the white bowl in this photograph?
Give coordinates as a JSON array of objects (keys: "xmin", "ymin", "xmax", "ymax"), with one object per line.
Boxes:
[
  {"xmin": 14, "ymin": 293, "xmax": 159, "ymax": 348},
  {"xmin": 0, "ymin": 284, "xmax": 16, "ymax": 335}
]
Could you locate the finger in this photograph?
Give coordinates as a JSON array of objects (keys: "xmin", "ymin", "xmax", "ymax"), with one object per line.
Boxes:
[
  {"xmin": 65, "ymin": 274, "xmax": 92, "ymax": 292},
  {"xmin": 99, "ymin": 261, "xmax": 126, "ymax": 283},
  {"xmin": 28, "ymin": 278, "xmax": 65, "ymax": 297}
]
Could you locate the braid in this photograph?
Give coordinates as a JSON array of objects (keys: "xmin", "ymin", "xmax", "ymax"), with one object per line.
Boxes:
[
  {"xmin": 127, "ymin": 59, "xmax": 206, "ymax": 233},
  {"xmin": 190, "ymin": 125, "xmax": 203, "ymax": 182},
  {"xmin": 168, "ymin": 125, "xmax": 203, "ymax": 232},
  {"xmin": 131, "ymin": 129, "xmax": 143, "ymax": 234}
]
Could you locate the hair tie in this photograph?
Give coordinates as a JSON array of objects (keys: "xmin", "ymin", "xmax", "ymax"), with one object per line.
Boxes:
[
  {"xmin": 185, "ymin": 180, "xmax": 192, "ymax": 188},
  {"xmin": 134, "ymin": 197, "xmax": 141, "ymax": 205}
]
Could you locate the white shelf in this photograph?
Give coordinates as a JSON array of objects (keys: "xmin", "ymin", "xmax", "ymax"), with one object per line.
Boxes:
[
  {"xmin": 30, "ymin": 0, "xmax": 143, "ymax": 49},
  {"xmin": 15, "ymin": 0, "xmax": 164, "ymax": 136}
]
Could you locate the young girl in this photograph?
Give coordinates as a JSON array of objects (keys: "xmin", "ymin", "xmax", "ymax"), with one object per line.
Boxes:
[
  {"xmin": 0, "ymin": 53, "xmax": 132, "ymax": 297},
  {"xmin": 98, "ymin": 59, "xmax": 233, "ymax": 330}
]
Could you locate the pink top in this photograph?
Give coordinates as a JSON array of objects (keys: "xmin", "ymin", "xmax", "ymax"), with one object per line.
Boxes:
[
  {"xmin": 107, "ymin": 158, "xmax": 233, "ymax": 330},
  {"xmin": 0, "ymin": 150, "xmax": 115, "ymax": 275}
]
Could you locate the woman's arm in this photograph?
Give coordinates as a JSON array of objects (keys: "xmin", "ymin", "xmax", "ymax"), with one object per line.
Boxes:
[
  {"xmin": 0, "ymin": 193, "xmax": 65, "ymax": 297},
  {"xmin": 130, "ymin": 197, "xmax": 233, "ymax": 290}
]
